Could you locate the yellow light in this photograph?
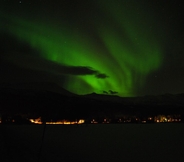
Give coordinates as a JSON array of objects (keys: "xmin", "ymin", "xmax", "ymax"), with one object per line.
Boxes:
[
  {"xmin": 29, "ymin": 119, "xmax": 35, "ymax": 123},
  {"xmin": 45, "ymin": 119, "xmax": 85, "ymax": 125},
  {"xmin": 29, "ymin": 117, "xmax": 42, "ymax": 124},
  {"xmin": 78, "ymin": 119, "xmax": 85, "ymax": 124}
]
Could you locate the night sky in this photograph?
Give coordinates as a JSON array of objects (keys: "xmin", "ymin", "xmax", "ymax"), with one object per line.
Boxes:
[{"xmin": 0, "ymin": 0, "xmax": 184, "ymax": 96}]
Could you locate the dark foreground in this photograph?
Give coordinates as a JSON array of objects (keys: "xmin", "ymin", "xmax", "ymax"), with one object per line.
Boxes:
[{"xmin": 0, "ymin": 124, "xmax": 184, "ymax": 162}]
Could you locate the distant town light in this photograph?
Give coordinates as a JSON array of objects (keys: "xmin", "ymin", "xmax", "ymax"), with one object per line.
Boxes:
[
  {"xmin": 91, "ymin": 119, "xmax": 98, "ymax": 124},
  {"xmin": 44, "ymin": 119, "xmax": 85, "ymax": 125},
  {"xmin": 29, "ymin": 117, "xmax": 42, "ymax": 124}
]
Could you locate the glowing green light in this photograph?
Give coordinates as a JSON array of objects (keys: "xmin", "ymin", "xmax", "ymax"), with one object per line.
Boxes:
[{"xmin": 0, "ymin": 1, "xmax": 163, "ymax": 96}]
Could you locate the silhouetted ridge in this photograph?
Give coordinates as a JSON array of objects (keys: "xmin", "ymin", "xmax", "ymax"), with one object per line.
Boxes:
[{"xmin": 0, "ymin": 82, "xmax": 75, "ymax": 96}]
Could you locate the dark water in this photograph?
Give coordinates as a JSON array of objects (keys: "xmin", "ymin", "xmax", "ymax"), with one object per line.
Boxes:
[{"xmin": 0, "ymin": 124, "xmax": 184, "ymax": 162}]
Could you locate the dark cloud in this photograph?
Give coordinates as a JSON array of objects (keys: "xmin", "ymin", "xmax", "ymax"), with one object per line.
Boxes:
[
  {"xmin": 0, "ymin": 33, "xmax": 108, "ymax": 85},
  {"xmin": 65, "ymin": 66, "xmax": 98, "ymax": 76},
  {"xmin": 95, "ymin": 73, "xmax": 108, "ymax": 79},
  {"xmin": 1, "ymin": 50, "xmax": 108, "ymax": 79},
  {"xmin": 50, "ymin": 64, "xmax": 108, "ymax": 79}
]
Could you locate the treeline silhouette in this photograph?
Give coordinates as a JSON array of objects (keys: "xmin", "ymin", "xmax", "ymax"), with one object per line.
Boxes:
[{"xmin": 0, "ymin": 88, "xmax": 184, "ymax": 124}]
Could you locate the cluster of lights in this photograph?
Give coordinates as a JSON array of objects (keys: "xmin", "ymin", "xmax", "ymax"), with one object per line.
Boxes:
[
  {"xmin": 89, "ymin": 116, "xmax": 182, "ymax": 124},
  {"xmin": 154, "ymin": 115, "xmax": 181, "ymax": 123},
  {"xmin": 46, "ymin": 119, "xmax": 85, "ymax": 125},
  {"xmin": 29, "ymin": 117, "xmax": 85, "ymax": 125},
  {"xmin": 0, "ymin": 116, "xmax": 181, "ymax": 124}
]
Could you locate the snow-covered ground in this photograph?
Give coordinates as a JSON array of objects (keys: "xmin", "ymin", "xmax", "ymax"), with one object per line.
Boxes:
[{"xmin": 0, "ymin": 124, "xmax": 184, "ymax": 162}]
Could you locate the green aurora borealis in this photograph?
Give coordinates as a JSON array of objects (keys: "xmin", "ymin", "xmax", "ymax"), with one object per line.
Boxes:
[{"xmin": 0, "ymin": 1, "xmax": 171, "ymax": 96}]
